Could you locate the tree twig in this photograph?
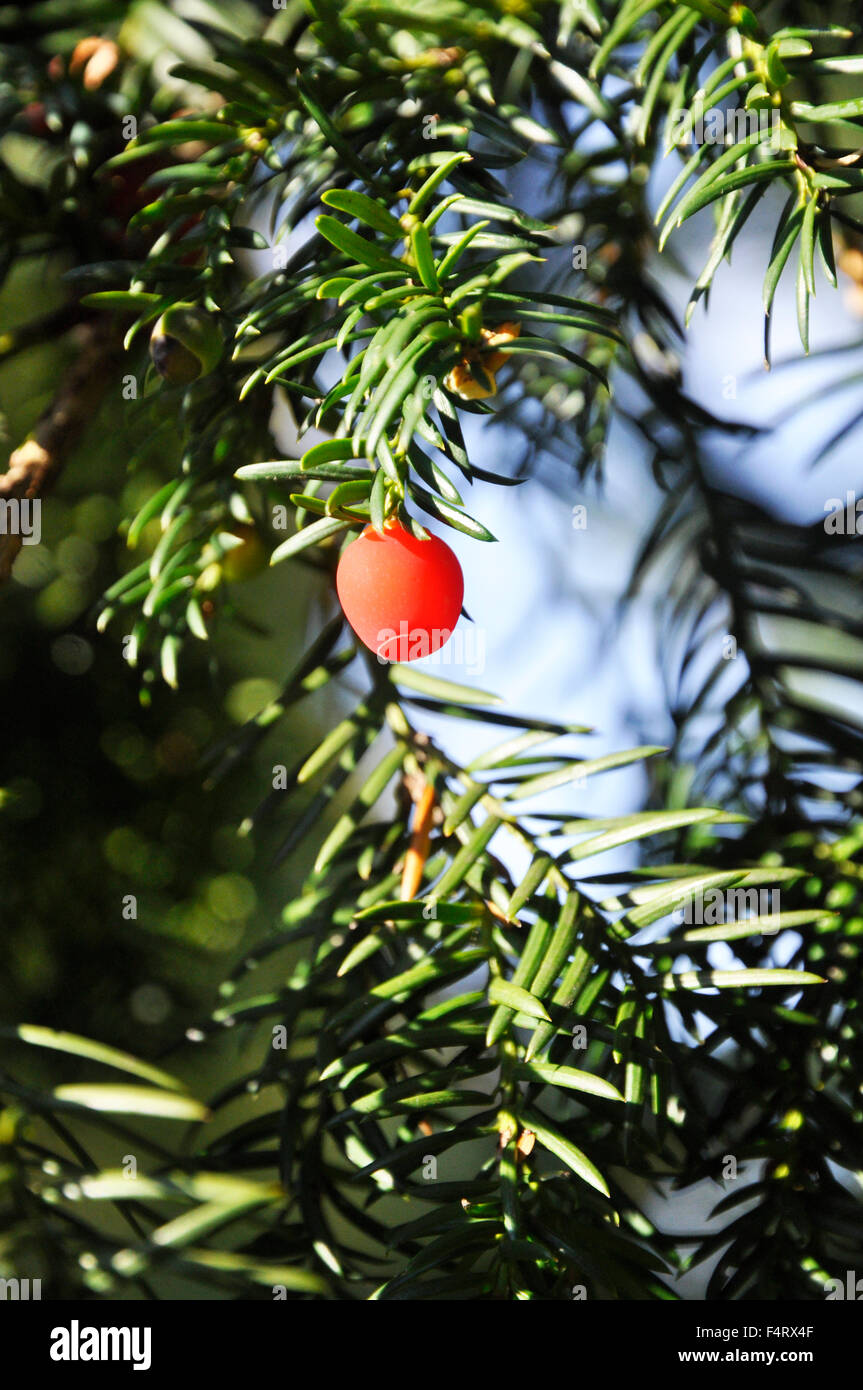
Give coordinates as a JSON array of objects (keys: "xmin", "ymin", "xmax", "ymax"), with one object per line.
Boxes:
[{"xmin": 0, "ymin": 318, "xmax": 123, "ymax": 581}]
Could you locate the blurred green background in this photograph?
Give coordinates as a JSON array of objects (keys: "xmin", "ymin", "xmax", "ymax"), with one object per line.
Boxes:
[{"xmin": 0, "ymin": 246, "xmax": 329, "ymax": 1052}]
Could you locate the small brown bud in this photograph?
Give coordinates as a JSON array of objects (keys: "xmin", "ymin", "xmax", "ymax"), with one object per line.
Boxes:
[{"xmin": 69, "ymin": 37, "xmax": 120, "ymax": 91}]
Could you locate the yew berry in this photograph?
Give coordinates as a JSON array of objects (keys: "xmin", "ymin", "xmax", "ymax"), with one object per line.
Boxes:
[
  {"xmin": 336, "ymin": 518, "xmax": 464, "ymax": 662},
  {"xmin": 21, "ymin": 103, "xmax": 50, "ymax": 136},
  {"xmin": 220, "ymin": 525, "xmax": 267, "ymax": 582},
  {"xmin": 197, "ymin": 525, "xmax": 267, "ymax": 590},
  {"xmin": 150, "ymin": 304, "xmax": 222, "ymax": 384},
  {"xmin": 104, "ymin": 155, "xmax": 166, "ymax": 236}
]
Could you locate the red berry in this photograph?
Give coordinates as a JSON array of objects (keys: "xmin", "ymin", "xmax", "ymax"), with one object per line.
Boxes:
[
  {"xmin": 22, "ymin": 102, "xmax": 50, "ymax": 136},
  {"xmin": 336, "ymin": 518, "xmax": 464, "ymax": 662}
]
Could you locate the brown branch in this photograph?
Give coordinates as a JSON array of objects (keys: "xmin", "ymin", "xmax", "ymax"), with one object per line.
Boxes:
[
  {"xmin": 0, "ymin": 318, "xmax": 123, "ymax": 581},
  {"xmin": 400, "ymin": 780, "xmax": 437, "ymax": 901},
  {"xmin": 0, "ymin": 302, "xmax": 86, "ymax": 365}
]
